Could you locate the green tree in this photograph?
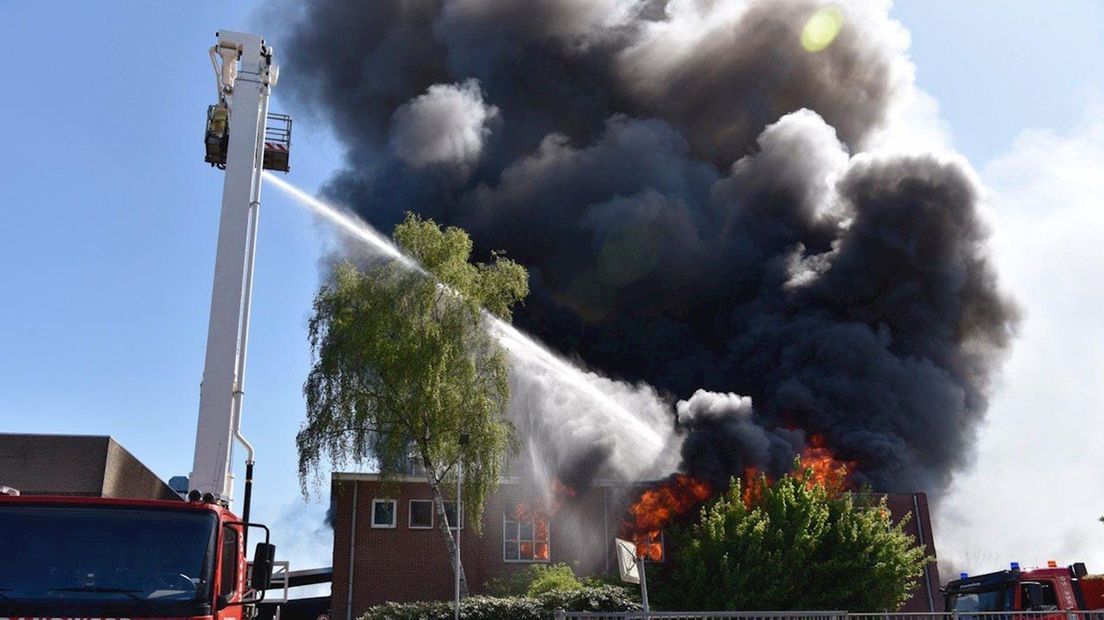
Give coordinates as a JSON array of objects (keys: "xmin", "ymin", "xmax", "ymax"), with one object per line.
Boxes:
[
  {"xmin": 297, "ymin": 213, "xmax": 528, "ymax": 596},
  {"xmin": 658, "ymin": 466, "xmax": 930, "ymax": 611}
]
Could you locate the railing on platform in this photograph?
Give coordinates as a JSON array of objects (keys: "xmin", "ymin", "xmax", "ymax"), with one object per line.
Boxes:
[{"xmin": 556, "ymin": 611, "xmax": 847, "ymax": 620}]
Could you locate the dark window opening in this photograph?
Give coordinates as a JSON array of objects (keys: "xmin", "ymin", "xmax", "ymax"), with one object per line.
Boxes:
[
  {"xmin": 371, "ymin": 499, "xmax": 396, "ymax": 528},
  {"xmin": 409, "ymin": 500, "xmax": 433, "ymax": 529}
]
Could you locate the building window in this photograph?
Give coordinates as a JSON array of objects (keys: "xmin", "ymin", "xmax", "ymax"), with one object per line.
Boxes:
[
  {"xmin": 443, "ymin": 501, "xmax": 464, "ymax": 530},
  {"xmin": 636, "ymin": 530, "xmax": 665, "ymax": 563},
  {"xmin": 409, "ymin": 500, "xmax": 434, "ymax": 529},
  {"xmin": 503, "ymin": 511, "xmax": 550, "ymax": 562},
  {"xmin": 371, "ymin": 499, "xmax": 397, "ymax": 528}
]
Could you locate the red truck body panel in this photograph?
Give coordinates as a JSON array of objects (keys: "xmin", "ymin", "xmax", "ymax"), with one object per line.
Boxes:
[{"xmin": 1080, "ymin": 577, "xmax": 1104, "ymax": 609}]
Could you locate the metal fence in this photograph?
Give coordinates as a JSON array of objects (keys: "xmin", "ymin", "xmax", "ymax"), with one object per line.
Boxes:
[
  {"xmin": 556, "ymin": 611, "xmax": 1104, "ymax": 620},
  {"xmin": 555, "ymin": 611, "xmax": 846, "ymax": 620}
]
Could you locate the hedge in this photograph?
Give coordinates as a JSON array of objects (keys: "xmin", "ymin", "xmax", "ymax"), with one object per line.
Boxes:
[{"xmin": 360, "ymin": 585, "xmax": 640, "ymax": 620}]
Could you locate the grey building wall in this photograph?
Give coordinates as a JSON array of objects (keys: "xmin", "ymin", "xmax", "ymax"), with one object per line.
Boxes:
[{"xmin": 0, "ymin": 433, "xmax": 179, "ymax": 500}]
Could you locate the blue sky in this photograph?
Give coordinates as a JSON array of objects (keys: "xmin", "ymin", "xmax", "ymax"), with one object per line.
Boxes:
[
  {"xmin": 1, "ymin": 1, "xmax": 1102, "ymax": 581},
  {"xmin": 892, "ymin": 0, "xmax": 1104, "ymax": 163}
]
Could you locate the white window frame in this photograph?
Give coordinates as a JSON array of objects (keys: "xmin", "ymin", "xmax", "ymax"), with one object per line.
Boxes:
[
  {"xmin": 371, "ymin": 498, "xmax": 397, "ymax": 529},
  {"xmin": 502, "ymin": 511, "xmax": 551, "ymax": 563},
  {"xmin": 408, "ymin": 499, "xmax": 434, "ymax": 529}
]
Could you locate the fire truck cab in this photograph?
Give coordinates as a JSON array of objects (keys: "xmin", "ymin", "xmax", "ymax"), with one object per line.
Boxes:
[
  {"xmin": 944, "ymin": 563, "xmax": 1104, "ymax": 614},
  {"xmin": 0, "ymin": 495, "xmax": 275, "ymax": 620}
]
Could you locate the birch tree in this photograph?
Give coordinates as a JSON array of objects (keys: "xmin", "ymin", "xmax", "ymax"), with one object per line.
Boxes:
[{"xmin": 297, "ymin": 213, "xmax": 528, "ymax": 596}]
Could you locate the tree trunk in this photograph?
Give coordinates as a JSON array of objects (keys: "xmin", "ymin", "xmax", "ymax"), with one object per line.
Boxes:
[{"xmin": 421, "ymin": 447, "xmax": 469, "ymax": 597}]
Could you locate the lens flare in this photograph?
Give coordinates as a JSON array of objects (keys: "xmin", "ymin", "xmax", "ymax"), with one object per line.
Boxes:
[{"xmin": 801, "ymin": 5, "xmax": 844, "ymax": 53}]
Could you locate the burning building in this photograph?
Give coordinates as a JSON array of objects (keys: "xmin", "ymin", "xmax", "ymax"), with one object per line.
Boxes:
[{"xmin": 329, "ymin": 470, "xmax": 940, "ymax": 616}]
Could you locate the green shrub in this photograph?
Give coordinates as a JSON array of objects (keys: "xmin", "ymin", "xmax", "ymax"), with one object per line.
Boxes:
[
  {"xmin": 482, "ymin": 568, "xmax": 535, "ymax": 597},
  {"xmin": 581, "ymin": 573, "xmax": 634, "ymax": 590},
  {"xmin": 359, "ymin": 585, "xmax": 639, "ymax": 620},
  {"xmin": 483, "ymin": 563, "xmax": 582, "ymax": 597},
  {"xmin": 526, "ymin": 564, "xmax": 583, "ymax": 597},
  {"xmin": 538, "ymin": 585, "xmax": 640, "ymax": 613}
]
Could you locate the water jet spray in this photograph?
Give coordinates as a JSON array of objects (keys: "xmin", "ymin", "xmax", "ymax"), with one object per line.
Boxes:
[{"xmin": 263, "ymin": 172, "xmax": 678, "ymax": 485}]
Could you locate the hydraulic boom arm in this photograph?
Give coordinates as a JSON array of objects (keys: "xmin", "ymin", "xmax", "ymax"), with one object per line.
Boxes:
[{"xmin": 189, "ymin": 31, "xmax": 280, "ymax": 506}]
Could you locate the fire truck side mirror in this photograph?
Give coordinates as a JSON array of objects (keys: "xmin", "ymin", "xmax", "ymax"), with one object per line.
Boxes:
[{"xmin": 250, "ymin": 542, "xmax": 276, "ymax": 590}]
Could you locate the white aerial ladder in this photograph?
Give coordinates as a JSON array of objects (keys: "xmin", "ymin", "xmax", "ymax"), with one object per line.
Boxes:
[{"xmin": 188, "ymin": 30, "xmax": 291, "ymax": 515}]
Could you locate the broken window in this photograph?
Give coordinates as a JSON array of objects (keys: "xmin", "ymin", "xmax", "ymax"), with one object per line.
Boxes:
[{"xmin": 503, "ymin": 506, "xmax": 550, "ymax": 562}]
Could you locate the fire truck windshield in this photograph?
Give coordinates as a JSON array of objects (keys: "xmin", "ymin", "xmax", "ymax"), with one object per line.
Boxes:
[
  {"xmin": 0, "ymin": 504, "xmax": 218, "ymax": 616},
  {"xmin": 948, "ymin": 586, "xmax": 1015, "ymax": 614}
]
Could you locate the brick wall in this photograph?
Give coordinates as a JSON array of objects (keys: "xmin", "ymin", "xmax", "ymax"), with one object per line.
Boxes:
[
  {"xmin": 0, "ymin": 433, "xmax": 177, "ymax": 500},
  {"xmin": 883, "ymin": 492, "xmax": 943, "ymax": 612}
]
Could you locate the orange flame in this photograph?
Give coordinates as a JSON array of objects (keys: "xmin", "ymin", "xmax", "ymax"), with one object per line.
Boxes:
[
  {"xmin": 635, "ymin": 530, "xmax": 664, "ymax": 562},
  {"xmin": 622, "ymin": 474, "xmax": 712, "ymax": 561},
  {"xmin": 741, "ymin": 466, "xmax": 770, "ymax": 506},
  {"xmin": 740, "ymin": 435, "xmax": 854, "ymax": 508},
  {"xmin": 619, "ymin": 438, "xmax": 854, "ymax": 561},
  {"xmin": 509, "ymin": 480, "xmax": 574, "ymax": 562},
  {"xmin": 797, "ymin": 434, "xmax": 854, "ymax": 494}
]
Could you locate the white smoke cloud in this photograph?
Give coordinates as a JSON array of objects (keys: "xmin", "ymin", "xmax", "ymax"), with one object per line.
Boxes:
[
  {"xmin": 730, "ymin": 108, "xmax": 850, "ymax": 218},
  {"xmin": 677, "ymin": 389, "xmax": 754, "ymax": 422},
  {"xmin": 389, "ymin": 79, "xmax": 498, "ymax": 176},
  {"xmin": 871, "ymin": 82, "xmax": 955, "ymax": 155},
  {"xmin": 265, "ymin": 500, "xmax": 334, "ymax": 598},
  {"xmin": 935, "ymin": 102, "xmax": 1104, "ymax": 576}
]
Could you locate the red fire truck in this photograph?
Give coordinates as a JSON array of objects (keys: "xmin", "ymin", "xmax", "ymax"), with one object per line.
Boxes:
[
  {"xmin": 945, "ymin": 562, "xmax": 1104, "ymax": 614},
  {"xmin": 0, "ymin": 29, "xmax": 289, "ymax": 620}
]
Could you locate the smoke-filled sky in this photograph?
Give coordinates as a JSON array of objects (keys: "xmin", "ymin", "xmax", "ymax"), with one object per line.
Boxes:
[
  {"xmin": 2, "ymin": 0, "xmax": 1103, "ymax": 589},
  {"xmin": 259, "ymin": 0, "xmax": 1104, "ymax": 574},
  {"xmin": 272, "ymin": 0, "xmax": 1018, "ymax": 499}
]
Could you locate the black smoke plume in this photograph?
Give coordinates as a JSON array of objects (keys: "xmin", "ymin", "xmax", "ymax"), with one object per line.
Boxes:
[{"xmin": 268, "ymin": 0, "xmax": 1018, "ymax": 496}]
